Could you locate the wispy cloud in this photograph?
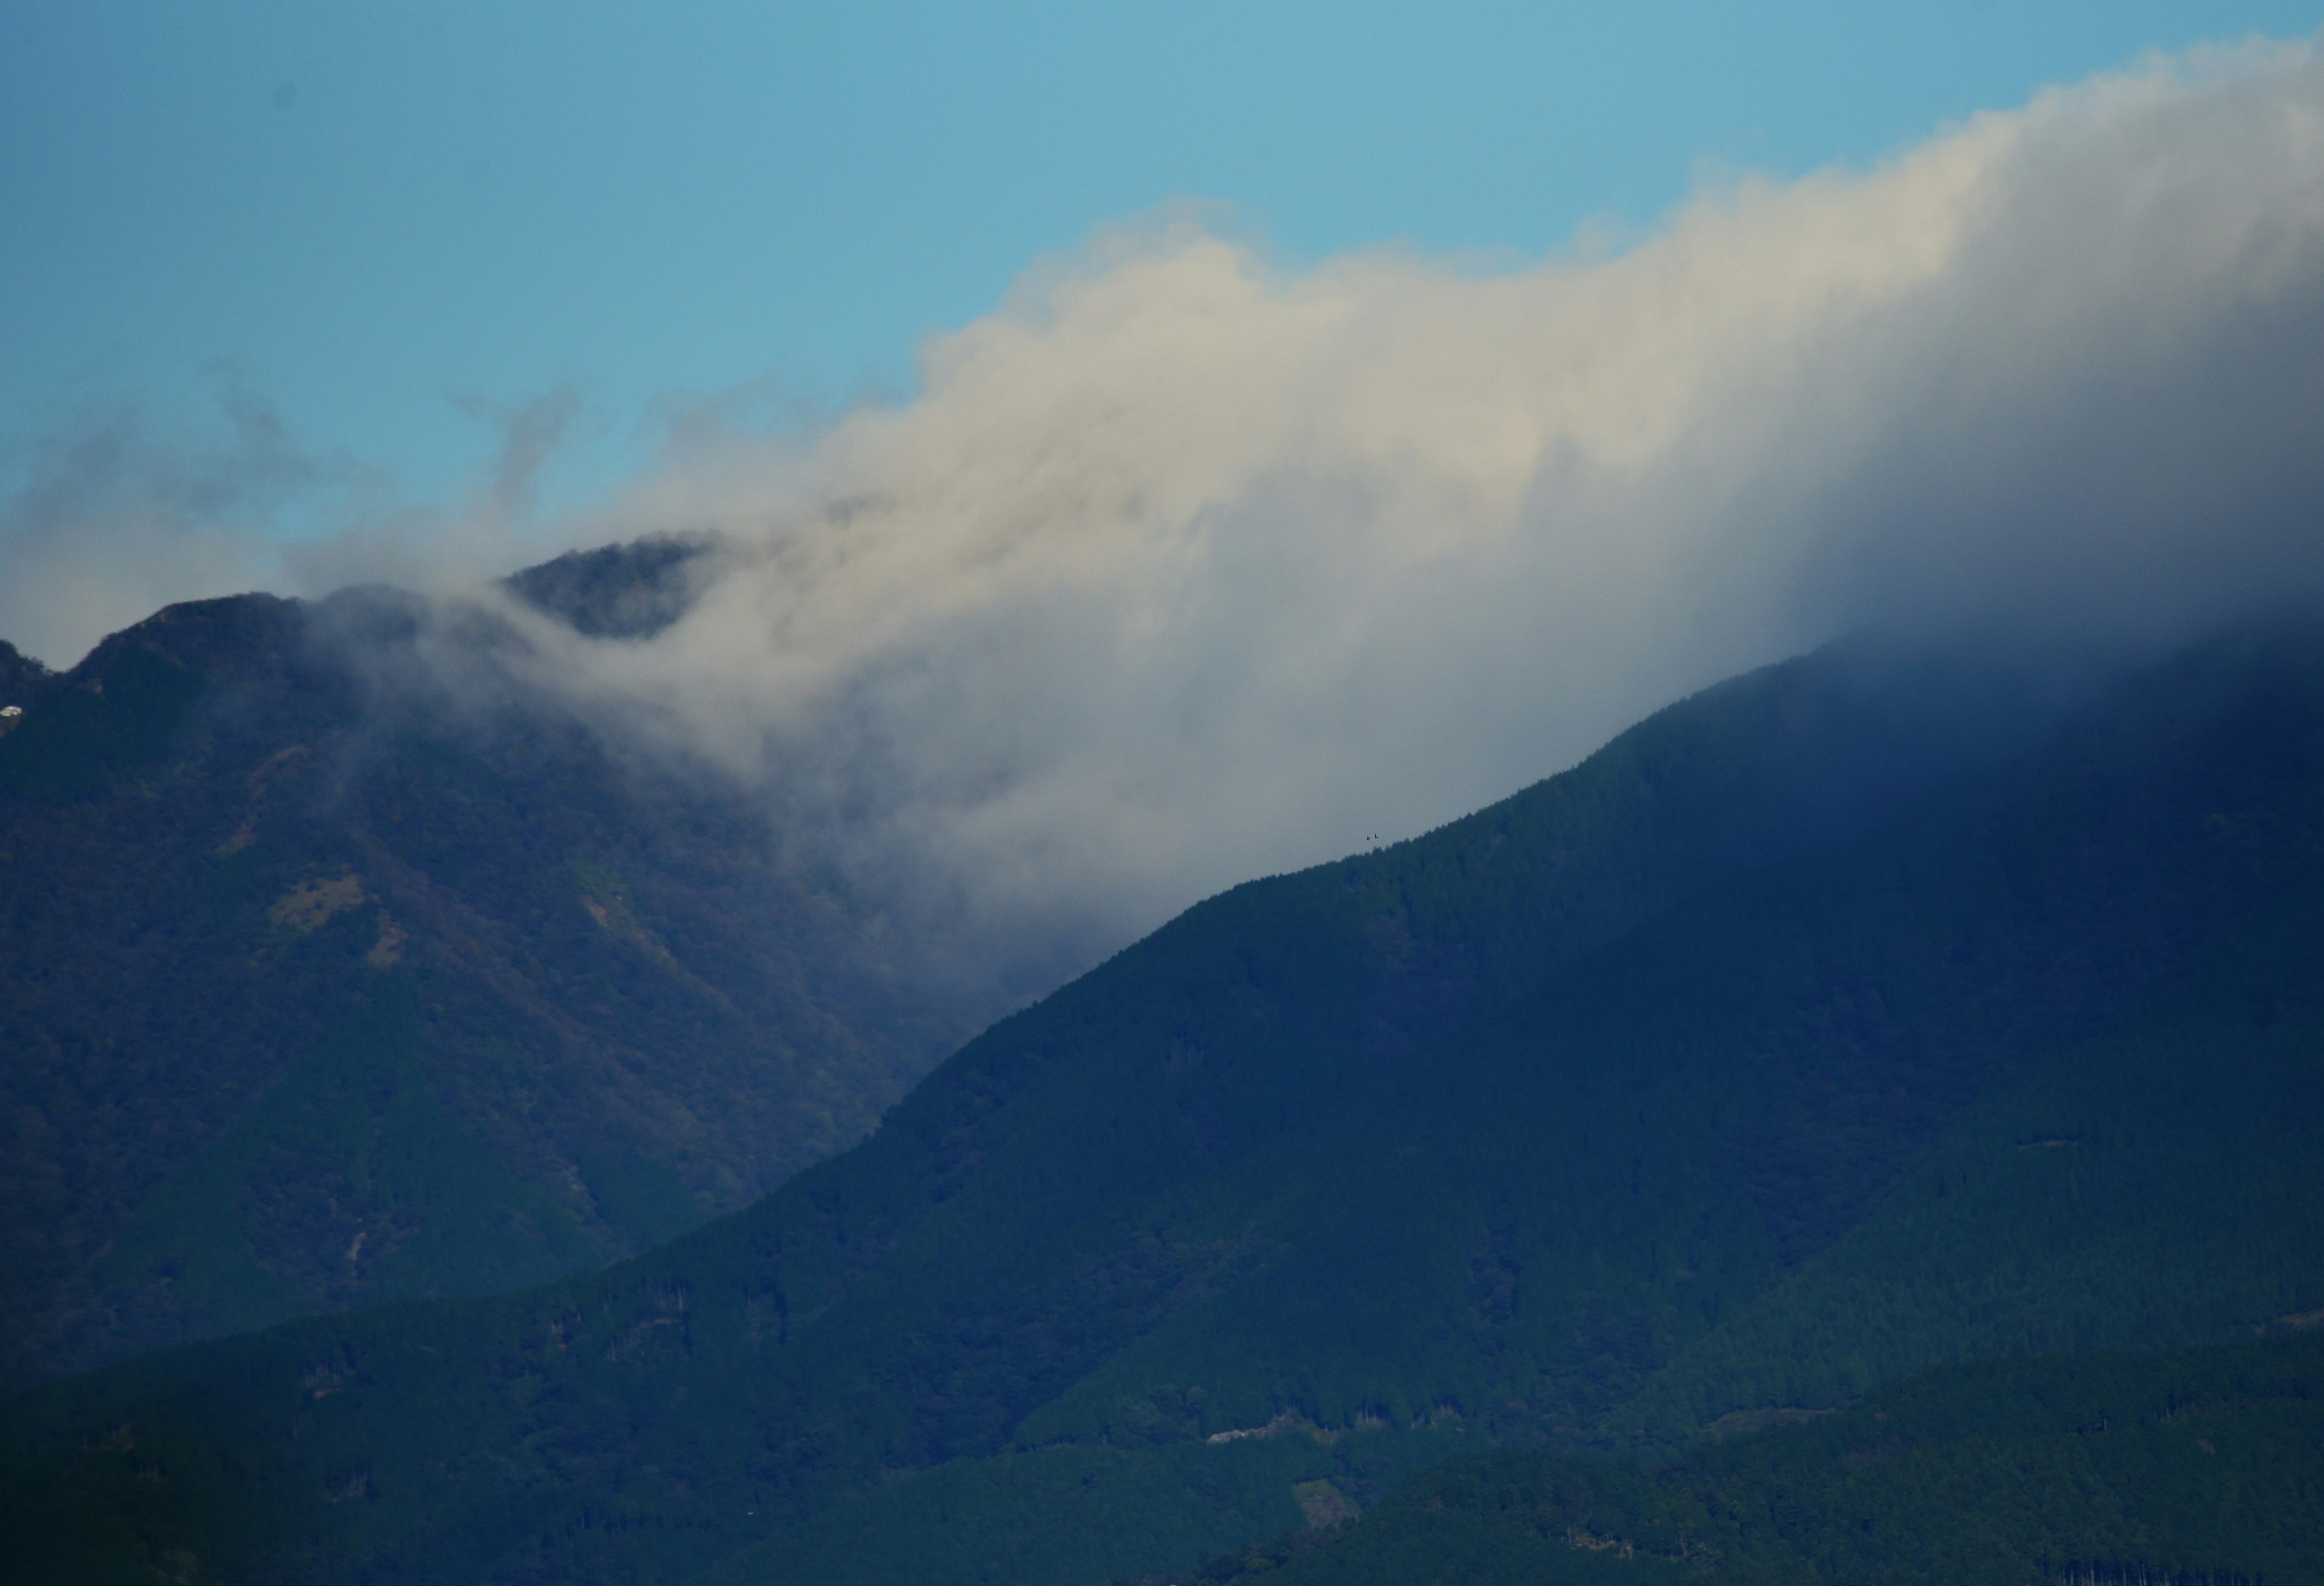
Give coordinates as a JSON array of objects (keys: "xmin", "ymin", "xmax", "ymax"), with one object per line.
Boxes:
[
  {"xmin": 15, "ymin": 39, "xmax": 2324, "ymax": 998},
  {"xmin": 0, "ymin": 376, "xmax": 321, "ymax": 667},
  {"xmin": 0, "ymin": 383, "xmax": 587, "ymax": 667}
]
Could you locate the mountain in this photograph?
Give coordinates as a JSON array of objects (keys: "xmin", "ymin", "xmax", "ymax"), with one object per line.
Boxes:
[
  {"xmin": 7, "ymin": 617, "xmax": 2324, "ymax": 1585},
  {"xmin": 0, "ymin": 573, "xmax": 979, "ymax": 1389}
]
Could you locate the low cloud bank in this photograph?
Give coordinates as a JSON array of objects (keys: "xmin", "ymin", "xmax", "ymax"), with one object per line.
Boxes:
[{"xmin": 15, "ymin": 39, "xmax": 2324, "ymax": 995}]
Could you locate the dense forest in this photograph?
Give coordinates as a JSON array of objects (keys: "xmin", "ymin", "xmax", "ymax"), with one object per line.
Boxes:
[
  {"xmin": 1173, "ymin": 1330, "xmax": 2324, "ymax": 1585},
  {"xmin": 5, "ymin": 611, "xmax": 2323, "ymax": 1583}
]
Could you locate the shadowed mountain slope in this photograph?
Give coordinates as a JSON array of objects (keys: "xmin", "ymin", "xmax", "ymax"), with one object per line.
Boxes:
[
  {"xmin": 8, "ymin": 620, "xmax": 2324, "ymax": 1585},
  {"xmin": 0, "ymin": 578, "xmax": 973, "ymax": 1388}
]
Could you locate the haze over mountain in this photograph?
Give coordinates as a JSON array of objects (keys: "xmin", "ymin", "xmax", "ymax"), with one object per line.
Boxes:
[
  {"xmin": 10, "ymin": 614, "xmax": 2324, "ymax": 1584},
  {"xmin": 10, "ymin": 41, "xmax": 2324, "ymax": 1004}
]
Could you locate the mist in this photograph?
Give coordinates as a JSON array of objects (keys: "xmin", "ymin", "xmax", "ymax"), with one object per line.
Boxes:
[{"xmin": 12, "ymin": 38, "xmax": 2324, "ymax": 998}]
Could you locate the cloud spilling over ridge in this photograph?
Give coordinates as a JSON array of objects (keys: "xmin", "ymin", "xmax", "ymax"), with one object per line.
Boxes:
[
  {"xmin": 18, "ymin": 39, "xmax": 2324, "ymax": 994},
  {"xmin": 485, "ymin": 39, "xmax": 2324, "ymax": 984}
]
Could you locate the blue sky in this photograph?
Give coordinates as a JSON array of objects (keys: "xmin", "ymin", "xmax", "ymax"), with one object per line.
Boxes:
[{"xmin": 2, "ymin": 1, "xmax": 2319, "ymax": 526}]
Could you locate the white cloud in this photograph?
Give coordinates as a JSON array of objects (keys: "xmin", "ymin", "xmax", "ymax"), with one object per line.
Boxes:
[
  {"xmin": 478, "ymin": 39, "xmax": 2324, "ymax": 989},
  {"xmin": 15, "ymin": 39, "xmax": 2324, "ymax": 999}
]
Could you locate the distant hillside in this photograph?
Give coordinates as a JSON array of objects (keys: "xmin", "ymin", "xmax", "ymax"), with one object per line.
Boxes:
[
  {"xmin": 27, "ymin": 618, "xmax": 2324, "ymax": 1583},
  {"xmin": 0, "ymin": 568, "xmax": 979, "ymax": 1388}
]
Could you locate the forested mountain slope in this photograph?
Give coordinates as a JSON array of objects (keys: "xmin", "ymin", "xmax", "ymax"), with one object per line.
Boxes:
[
  {"xmin": 0, "ymin": 574, "xmax": 968, "ymax": 1386},
  {"xmin": 7, "ymin": 620, "xmax": 2323, "ymax": 1585},
  {"xmin": 1179, "ymin": 1330, "xmax": 2324, "ymax": 1586}
]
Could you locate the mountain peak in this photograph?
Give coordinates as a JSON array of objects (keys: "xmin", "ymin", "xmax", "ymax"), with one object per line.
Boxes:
[
  {"xmin": 502, "ymin": 533, "xmax": 716, "ymax": 640},
  {"xmin": 0, "ymin": 638, "xmax": 52, "ymax": 726}
]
